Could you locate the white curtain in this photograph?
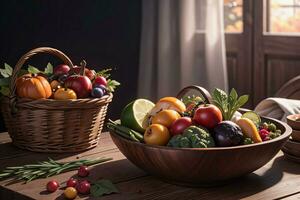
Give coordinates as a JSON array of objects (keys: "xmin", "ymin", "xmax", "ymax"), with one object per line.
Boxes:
[{"xmin": 138, "ymin": 0, "xmax": 228, "ymax": 101}]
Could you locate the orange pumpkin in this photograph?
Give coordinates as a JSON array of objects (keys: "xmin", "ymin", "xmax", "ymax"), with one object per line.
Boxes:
[{"xmin": 16, "ymin": 74, "xmax": 52, "ymax": 99}]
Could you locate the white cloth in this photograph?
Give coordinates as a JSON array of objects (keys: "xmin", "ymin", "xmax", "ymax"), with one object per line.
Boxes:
[
  {"xmin": 254, "ymin": 98, "xmax": 300, "ymax": 122},
  {"xmin": 138, "ymin": 0, "xmax": 228, "ymax": 101}
]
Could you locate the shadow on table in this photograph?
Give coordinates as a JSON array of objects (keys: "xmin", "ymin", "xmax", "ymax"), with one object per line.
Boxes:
[{"xmin": 199, "ymin": 155, "xmax": 300, "ymax": 199}]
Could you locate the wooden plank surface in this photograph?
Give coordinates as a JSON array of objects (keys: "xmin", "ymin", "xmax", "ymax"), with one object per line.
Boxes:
[{"xmin": 1, "ymin": 132, "xmax": 300, "ymax": 200}]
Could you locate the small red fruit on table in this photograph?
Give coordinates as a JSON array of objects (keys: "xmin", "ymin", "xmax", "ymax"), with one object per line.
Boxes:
[
  {"xmin": 66, "ymin": 178, "xmax": 78, "ymax": 188},
  {"xmin": 193, "ymin": 104, "xmax": 222, "ymax": 129},
  {"xmin": 46, "ymin": 180, "xmax": 59, "ymax": 192},
  {"xmin": 76, "ymin": 180, "xmax": 91, "ymax": 194},
  {"xmin": 78, "ymin": 165, "xmax": 89, "ymax": 177}
]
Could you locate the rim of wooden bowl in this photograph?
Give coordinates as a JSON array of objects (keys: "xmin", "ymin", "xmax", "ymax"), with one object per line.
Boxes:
[{"xmin": 110, "ymin": 117, "xmax": 292, "ymax": 151}]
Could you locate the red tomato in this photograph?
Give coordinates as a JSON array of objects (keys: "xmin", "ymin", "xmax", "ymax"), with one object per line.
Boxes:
[
  {"xmin": 46, "ymin": 180, "xmax": 59, "ymax": 192},
  {"xmin": 78, "ymin": 166, "xmax": 89, "ymax": 177},
  {"xmin": 66, "ymin": 178, "xmax": 78, "ymax": 188},
  {"xmin": 193, "ymin": 104, "xmax": 222, "ymax": 129},
  {"xmin": 76, "ymin": 180, "xmax": 91, "ymax": 194}
]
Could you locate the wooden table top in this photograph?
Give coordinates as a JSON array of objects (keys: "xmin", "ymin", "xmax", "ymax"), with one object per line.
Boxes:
[{"xmin": 1, "ymin": 132, "xmax": 300, "ymax": 200}]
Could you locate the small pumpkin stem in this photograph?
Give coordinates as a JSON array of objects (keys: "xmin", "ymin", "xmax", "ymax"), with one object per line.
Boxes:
[{"xmin": 80, "ymin": 60, "xmax": 87, "ymax": 76}]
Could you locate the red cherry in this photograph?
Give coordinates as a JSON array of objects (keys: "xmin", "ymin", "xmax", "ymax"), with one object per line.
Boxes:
[
  {"xmin": 76, "ymin": 180, "xmax": 91, "ymax": 194},
  {"xmin": 78, "ymin": 166, "xmax": 89, "ymax": 177},
  {"xmin": 94, "ymin": 76, "xmax": 107, "ymax": 86},
  {"xmin": 46, "ymin": 180, "xmax": 59, "ymax": 192},
  {"xmin": 66, "ymin": 178, "xmax": 78, "ymax": 188}
]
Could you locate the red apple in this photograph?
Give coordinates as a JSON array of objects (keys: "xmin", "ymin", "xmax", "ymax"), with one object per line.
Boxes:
[
  {"xmin": 193, "ymin": 104, "xmax": 222, "ymax": 129},
  {"xmin": 70, "ymin": 66, "xmax": 96, "ymax": 80},
  {"xmin": 64, "ymin": 75, "xmax": 92, "ymax": 98},
  {"xmin": 170, "ymin": 117, "xmax": 193, "ymax": 135},
  {"xmin": 94, "ymin": 76, "xmax": 107, "ymax": 86},
  {"xmin": 54, "ymin": 64, "xmax": 70, "ymax": 75}
]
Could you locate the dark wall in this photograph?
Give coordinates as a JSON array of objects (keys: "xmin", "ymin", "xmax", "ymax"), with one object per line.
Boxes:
[{"xmin": 0, "ymin": 0, "xmax": 141, "ymax": 131}]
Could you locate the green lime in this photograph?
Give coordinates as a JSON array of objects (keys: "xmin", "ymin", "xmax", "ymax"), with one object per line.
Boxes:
[
  {"xmin": 120, "ymin": 99, "xmax": 155, "ymax": 133},
  {"xmin": 241, "ymin": 111, "xmax": 261, "ymax": 125}
]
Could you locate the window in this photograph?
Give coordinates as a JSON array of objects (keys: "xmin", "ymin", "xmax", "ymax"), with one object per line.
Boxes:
[
  {"xmin": 224, "ymin": 0, "xmax": 243, "ymax": 33},
  {"xmin": 267, "ymin": 0, "xmax": 300, "ymax": 33}
]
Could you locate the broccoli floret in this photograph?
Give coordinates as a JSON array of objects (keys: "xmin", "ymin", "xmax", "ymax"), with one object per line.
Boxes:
[
  {"xmin": 183, "ymin": 126, "xmax": 215, "ymax": 148},
  {"xmin": 243, "ymin": 137, "xmax": 254, "ymax": 145},
  {"xmin": 167, "ymin": 135, "xmax": 182, "ymax": 147}
]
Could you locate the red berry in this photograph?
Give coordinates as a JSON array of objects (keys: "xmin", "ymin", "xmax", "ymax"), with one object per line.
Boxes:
[
  {"xmin": 66, "ymin": 178, "xmax": 78, "ymax": 188},
  {"xmin": 76, "ymin": 180, "xmax": 91, "ymax": 194},
  {"xmin": 94, "ymin": 76, "xmax": 107, "ymax": 86},
  {"xmin": 78, "ymin": 166, "xmax": 89, "ymax": 177},
  {"xmin": 46, "ymin": 180, "xmax": 59, "ymax": 192},
  {"xmin": 259, "ymin": 129, "xmax": 269, "ymax": 141}
]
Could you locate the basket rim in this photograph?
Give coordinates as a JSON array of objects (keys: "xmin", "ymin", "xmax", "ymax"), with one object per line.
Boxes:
[{"xmin": 1, "ymin": 93, "xmax": 113, "ymax": 109}]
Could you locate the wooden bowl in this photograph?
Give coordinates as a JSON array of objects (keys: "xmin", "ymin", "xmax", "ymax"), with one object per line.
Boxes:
[
  {"xmin": 110, "ymin": 117, "xmax": 291, "ymax": 186},
  {"xmin": 287, "ymin": 114, "xmax": 300, "ymax": 130},
  {"xmin": 291, "ymin": 129, "xmax": 300, "ymax": 142},
  {"xmin": 283, "ymin": 139, "xmax": 300, "ymax": 153}
]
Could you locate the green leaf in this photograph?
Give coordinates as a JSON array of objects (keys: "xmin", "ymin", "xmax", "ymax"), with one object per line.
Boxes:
[
  {"xmin": 106, "ymin": 79, "xmax": 120, "ymax": 92},
  {"xmin": 0, "ymin": 63, "xmax": 13, "ymax": 78},
  {"xmin": 27, "ymin": 65, "xmax": 40, "ymax": 74},
  {"xmin": 0, "ymin": 77, "xmax": 10, "ymax": 87},
  {"xmin": 237, "ymin": 95, "xmax": 249, "ymax": 107},
  {"xmin": 96, "ymin": 68, "xmax": 112, "ymax": 78},
  {"xmin": 91, "ymin": 179, "xmax": 119, "ymax": 197},
  {"xmin": 44, "ymin": 63, "xmax": 53, "ymax": 75},
  {"xmin": 0, "ymin": 86, "xmax": 10, "ymax": 96},
  {"xmin": 4, "ymin": 63, "xmax": 13, "ymax": 75}
]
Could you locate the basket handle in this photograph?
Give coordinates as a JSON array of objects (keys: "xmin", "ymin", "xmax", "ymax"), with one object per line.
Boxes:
[
  {"xmin": 9, "ymin": 47, "xmax": 74, "ymax": 98},
  {"xmin": 176, "ymin": 85, "xmax": 212, "ymax": 104}
]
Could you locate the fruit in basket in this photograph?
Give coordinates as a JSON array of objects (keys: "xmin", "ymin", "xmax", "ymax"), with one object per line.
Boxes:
[
  {"xmin": 70, "ymin": 66, "xmax": 96, "ymax": 80},
  {"xmin": 149, "ymin": 97, "xmax": 186, "ymax": 116},
  {"xmin": 16, "ymin": 74, "xmax": 52, "ymax": 99},
  {"xmin": 64, "ymin": 75, "xmax": 92, "ymax": 98},
  {"xmin": 144, "ymin": 124, "xmax": 170, "ymax": 146},
  {"xmin": 193, "ymin": 104, "xmax": 222, "ymax": 129},
  {"xmin": 170, "ymin": 117, "xmax": 193, "ymax": 135},
  {"xmin": 64, "ymin": 187, "xmax": 77, "ymax": 199},
  {"xmin": 94, "ymin": 76, "xmax": 107, "ymax": 86},
  {"xmin": 151, "ymin": 109, "xmax": 181, "ymax": 128},
  {"xmin": 91, "ymin": 87, "xmax": 104, "ymax": 98},
  {"xmin": 50, "ymin": 80, "xmax": 62, "ymax": 91},
  {"xmin": 54, "ymin": 88, "xmax": 77, "ymax": 100},
  {"xmin": 236, "ymin": 118, "xmax": 262, "ymax": 143},
  {"xmin": 121, "ymin": 99, "xmax": 155, "ymax": 132},
  {"xmin": 53, "ymin": 64, "xmax": 70, "ymax": 75},
  {"xmin": 46, "ymin": 180, "xmax": 59, "ymax": 192},
  {"xmin": 213, "ymin": 121, "xmax": 244, "ymax": 147}
]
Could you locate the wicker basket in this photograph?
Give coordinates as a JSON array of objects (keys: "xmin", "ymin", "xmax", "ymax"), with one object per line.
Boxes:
[{"xmin": 1, "ymin": 47, "xmax": 113, "ymax": 153}]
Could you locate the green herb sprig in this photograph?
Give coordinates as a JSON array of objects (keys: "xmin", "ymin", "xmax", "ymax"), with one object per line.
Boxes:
[
  {"xmin": 0, "ymin": 157, "xmax": 112, "ymax": 183},
  {"xmin": 212, "ymin": 88, "xmax": 248, "ymax": 120}
]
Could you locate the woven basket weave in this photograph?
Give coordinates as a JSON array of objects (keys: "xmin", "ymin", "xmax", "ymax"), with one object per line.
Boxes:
[{"xmin": 1, "ymin": 47, "xmax": 113, "ymax": 152}]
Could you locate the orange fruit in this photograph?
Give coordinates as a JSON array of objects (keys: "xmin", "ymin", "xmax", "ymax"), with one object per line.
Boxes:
[
  {"xmin": 236, "ymin": 118, "xmax": 262, "ymax": 143},
  {"xmin": 151, "ymin": 109, "xmax": 181, "ymax": 128},
  {"xmin": 144, "ymin": 124, "xmax": 170, "ymax": 146},
  {"xmin": 150, "ymin": 97, "xmax": 186, "ymax": 116}
]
